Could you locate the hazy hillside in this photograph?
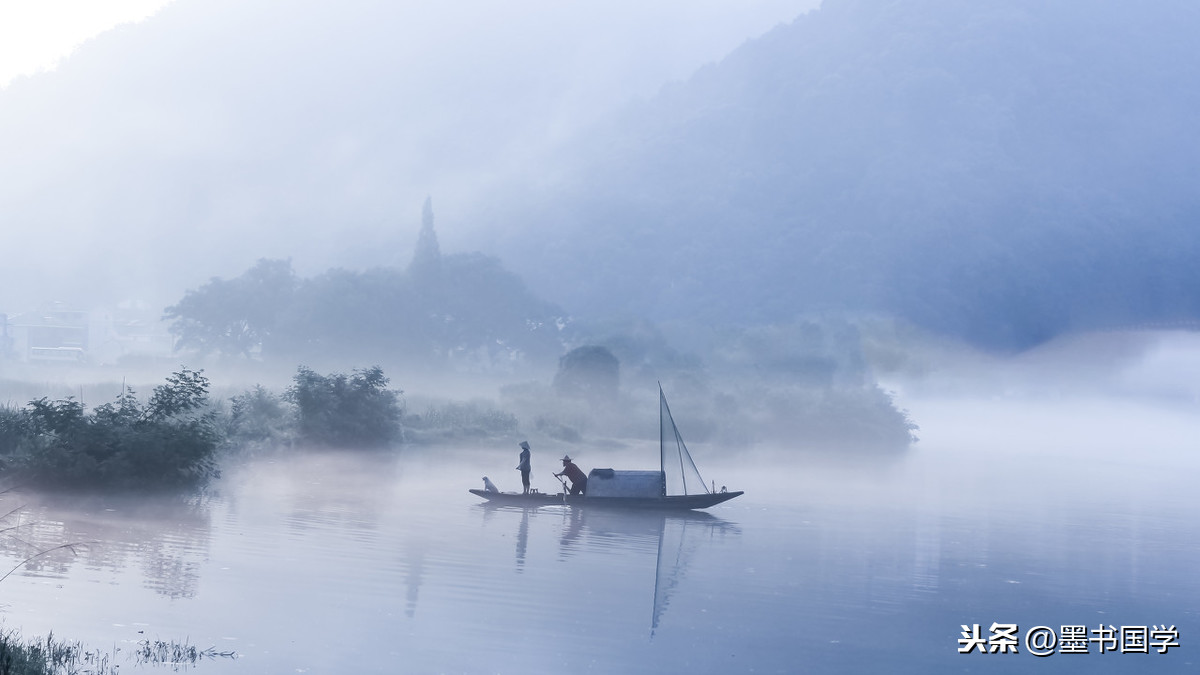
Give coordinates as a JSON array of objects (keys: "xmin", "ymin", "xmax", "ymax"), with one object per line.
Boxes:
[
  {"xmin": 5, "ymin": 0, "xmax": 1194, "ymax": 355},
  {"xmin": 477, "ymin": 0, "xmax": 1200, "ymax": 350},
  {"xmin": 0, "ymin": 0, "xmax": 816, "ymax": 312}
]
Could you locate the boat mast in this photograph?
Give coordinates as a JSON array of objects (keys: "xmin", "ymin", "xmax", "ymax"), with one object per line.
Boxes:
[
  {"xmin": 659, "ymin": 383, "xmax": 670, "ymax": 492},
  {"xmin": 659, "ymin": 383, "xmax": 685, "ymax": 494},
  {"xmin": 673, "ymin": 397, "xmax": 688, "ymax": 495},
  {"xmin": 659, "ymin": 383, "xmax": 664, "ymax": 479}
]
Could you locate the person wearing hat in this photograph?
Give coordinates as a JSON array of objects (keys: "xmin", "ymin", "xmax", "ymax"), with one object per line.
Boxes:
[
  {"xmin": 516, "ymin": 441, "xmax": 532, "ymax": 494},
  {"xmin": 554, "ymin": 455, "xmax": 587, "ymax": 495}
]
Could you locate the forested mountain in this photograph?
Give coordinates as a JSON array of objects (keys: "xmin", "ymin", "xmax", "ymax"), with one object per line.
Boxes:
[
  {"xmin": 477, "ymin": 0, "xmax": 1200, "ymax": 350},
  {"xmin": 0, "ymin": 0, "xmax": 814, "ymax": 311},
  {"xmin": 4, "ymin": 0, "xmax": 1193, "ymax": 354}
]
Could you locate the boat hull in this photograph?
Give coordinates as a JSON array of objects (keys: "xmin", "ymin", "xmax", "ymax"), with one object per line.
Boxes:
[{"xmin": 468, "ymin": 489, "xmax": 743, "ymax": 510}]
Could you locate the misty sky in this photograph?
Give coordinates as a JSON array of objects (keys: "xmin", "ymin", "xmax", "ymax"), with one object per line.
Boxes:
[
  {"xmin": 8, "ymin": 0, "xmax": 1189, "ymax": 355},
  {"xmin": 1, "ymin": 0, "xmax": 820, "ymax": 91},
  {"xmin": 0, "ymin": 0, "xmax": 172, "ymax": 86},
  {"xmin": 0, "ymin": 0, "xmax": 821, "ymax": 311}
]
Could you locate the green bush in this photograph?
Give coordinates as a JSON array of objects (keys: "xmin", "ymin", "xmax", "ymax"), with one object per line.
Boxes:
[
  {"xmin": 226, "ymin": 384, "xmax": 293, "ymax": 447},
  {"xmin": 285, "ymin": 366, "xmax": 402, "ymax": 448},
  {"xmin": 0, "ymin": 405, "xmax": 34, "ymax": 459},
  {"xmin": 0, "ymin": 369, "xmax": 220, "ymax": 490}
]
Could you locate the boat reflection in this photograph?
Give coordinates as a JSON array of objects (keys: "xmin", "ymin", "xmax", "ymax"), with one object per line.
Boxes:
[
  {"xmin": 578, "ymin": 508, "xmax": 741, "ymax": 634},
  {"xmin": 478, "ymin": 503, "xmax": 740, "ymax": 631},
  {"xmin": 516, "ymin": 508, "xmax": 529, "ymax": 571},
  {"xmin": 403, "ymin": 541, "xmax": 426, "ymax": 618}
]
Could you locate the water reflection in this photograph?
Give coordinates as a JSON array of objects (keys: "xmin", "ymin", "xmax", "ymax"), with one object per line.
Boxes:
[
  {"xmin": 516, "ymin": 509, "xmax": 529, "ymax": 571},
  {"xmin": 651, "ymin": 512, "xmax": 742, "ymax": 634},
  {"xmin": 478, "ymin": 504, "xmax": 741, "ymax": 631},
  {"xmin": 558, "ymin": 508, "xmax": 584, "ymax": 556},
  {"xmin": 572, "ymin": 509, "xmax": 741, "ymax": 633},
  {"xmin": 0, "ymin": 491, "xmax": 211, "ymax": 600},
  {"xmin": 404, "ymin": 543, "xmax": 426, "ymax": 618},
  {"xmin": 0, "ymin": 427, "xmax": 1191, "ymax": 674},
  {"xmin": 221, "ymin": 450, "xmax": 400, "ymax": 548}
]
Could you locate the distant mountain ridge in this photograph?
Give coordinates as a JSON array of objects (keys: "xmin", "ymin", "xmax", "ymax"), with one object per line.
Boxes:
[
  {"xmin": 478, "ymin": 0, "xmax": 1200, "ymax": 350},
  {"xmin": 0, "ymin": 0, "xmax": 816, "ymax": 312},
  {"xmin": 5, "ymin": 0, "xmax": 1198, "ymax": 352}
]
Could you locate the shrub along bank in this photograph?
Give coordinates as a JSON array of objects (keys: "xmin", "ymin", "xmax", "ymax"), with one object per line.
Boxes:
[
  {"xmin": 0, "ymin": 365, "xmax": 407, "ymax": 492},
  {"xmin": 0, "ymin": 368, "xmax": 220, "ymax": 490}
]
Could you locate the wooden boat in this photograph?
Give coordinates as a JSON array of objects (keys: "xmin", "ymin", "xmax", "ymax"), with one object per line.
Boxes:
[
  {"xmin": 467, "ymin": 488, "xmax": 742, "ymax": 509},
  {"xmin": 470, "ymin": 386, "xmax": 744, "ymax": 510}
]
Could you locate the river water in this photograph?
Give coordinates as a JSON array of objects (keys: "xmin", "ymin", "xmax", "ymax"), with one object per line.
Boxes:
[{"xmin": 0, "ymin": 392, "xmax": 1197, "ymax": 674}]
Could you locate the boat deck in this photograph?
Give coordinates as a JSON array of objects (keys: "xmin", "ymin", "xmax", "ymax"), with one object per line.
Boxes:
[{"xmin": 468, "ymin": 489, "xmax": 743, "ymax": 510}]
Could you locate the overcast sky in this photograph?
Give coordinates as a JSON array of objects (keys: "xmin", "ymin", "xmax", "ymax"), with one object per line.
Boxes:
[
  {"xmin": 0, "ymin": 0, "xmax": 822, "ymax": 310},
  {"xmin": 0, "ymin": 0, "xmax": 819, "ymax": 89},
  {"xmin": 0, "ymin": 0, "xmax": 173, "ymax": 87}
]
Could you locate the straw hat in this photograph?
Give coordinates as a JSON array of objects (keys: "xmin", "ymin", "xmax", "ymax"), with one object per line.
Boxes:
[{"xmin": 561, "ymin": 455, "xmax": 572, "ymax": 462}]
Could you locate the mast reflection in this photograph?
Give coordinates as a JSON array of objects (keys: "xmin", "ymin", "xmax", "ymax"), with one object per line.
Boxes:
[{"xmin": 478, "ymin": 503, "xmax": 740, "ymax": 631}]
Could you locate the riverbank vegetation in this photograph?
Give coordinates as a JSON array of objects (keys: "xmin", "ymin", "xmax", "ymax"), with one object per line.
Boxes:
[
  {"xmin": 0, "ymin": 629, "xmax": 235, "ymax": 674},
  {"xmin": 0, "ymin": 629, "xmax": 102, "ymax": 675},
  {"xmin": 143, "ymin": 209, "xmax": 919, "ymax": 459},
  {"xmin": 0, "ymin": 368, "xmax": 219, "ymax": 490},
  {"xmin": 0, "ymin": 352, "xmax": 917, "ymax": 492},
  {"xmin": 0, "ymin": 365, "xmax": 408, "ymax": 490}
]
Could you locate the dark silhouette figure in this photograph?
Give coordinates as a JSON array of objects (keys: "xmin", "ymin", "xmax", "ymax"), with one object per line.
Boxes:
[
  {"xmin": 517, "ymin": 441, "xmax": 532, "ymax": 494},
  {"xmin": 554, "ymin": 455, "xmax": 587, "ymax": 495}
]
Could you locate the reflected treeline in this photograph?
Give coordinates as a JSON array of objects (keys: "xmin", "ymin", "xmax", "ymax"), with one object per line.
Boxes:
[{"xmin": 0, "ymin": 490, "xmax": 212, "ymax": 600}]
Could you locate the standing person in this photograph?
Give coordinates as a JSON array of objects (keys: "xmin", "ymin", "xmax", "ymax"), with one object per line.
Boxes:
[
  {"xmin": 516, "ymin": 441, "xmax": 532, "ymax": 494},
  {"xmin": 554, "ymin": 455, "xmax": 587, "ymax": 495}
]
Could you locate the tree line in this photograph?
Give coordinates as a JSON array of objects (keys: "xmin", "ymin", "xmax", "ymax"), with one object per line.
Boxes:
[
  {"xmin": 0, "ymin": 366, "xmax": 404, "ymax": 491},
  {"xmin": 163, "ymin": 253, "xmax": 565, "ymax": 371}
]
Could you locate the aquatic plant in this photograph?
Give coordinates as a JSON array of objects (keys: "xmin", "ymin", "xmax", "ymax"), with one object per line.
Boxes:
[
  {"xmin": 0, "ymin": 629, "xmax": 114, "ymax": 675},
  {"xmin": 134, "ymin": 638, "xmax": 236, "ymax": 666},
  {"xmin": 0, "ymin": 629, "xmax": 236, "ymax": 674}
]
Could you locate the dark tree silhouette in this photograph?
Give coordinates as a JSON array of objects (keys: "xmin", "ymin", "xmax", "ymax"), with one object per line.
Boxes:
[
  {"xmin": 286, "ymin": 366, "xmax": 403, "ymax": 448},
  {"xmin": 553, "ymin": 345, "xmax": 620, "ymax": 401},
  {"xmin": 164, "ymin": 258, "xmax": 296, "ymax": 358}
]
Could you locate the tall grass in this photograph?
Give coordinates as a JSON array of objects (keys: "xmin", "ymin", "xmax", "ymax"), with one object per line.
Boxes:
[
  {"xmin": 0, "ymin": 630, "xmax": 236, "ymax": 674},
  {"xmin": 0, "ymin": 629, "xmax": 113, "ymax": 675}
]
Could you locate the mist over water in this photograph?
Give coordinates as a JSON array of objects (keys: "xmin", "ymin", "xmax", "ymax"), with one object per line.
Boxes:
[
  {"xmin": 0, "ymin": 333, "xmax": 1196, "ymax": 673},
  {"xmin": 2, "ymin": 0, "xmax": 1199, "ymax": 670}
]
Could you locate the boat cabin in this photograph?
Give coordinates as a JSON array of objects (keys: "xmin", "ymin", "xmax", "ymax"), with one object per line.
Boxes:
[{"xmin": 586, "ymin": 469, "xmax": 665, "ymax": 498}]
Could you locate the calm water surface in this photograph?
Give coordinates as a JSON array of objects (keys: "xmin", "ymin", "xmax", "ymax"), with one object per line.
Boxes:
[{"xmin": 0, "ymin": 394, "xmax": 1196, "ymax": 674}]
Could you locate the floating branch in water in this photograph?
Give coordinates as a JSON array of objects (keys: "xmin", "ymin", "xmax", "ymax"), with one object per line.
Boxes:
[
  {"xmin": 0, "ymin": 541, "xmax": 91, "ymax": 584},
  {"xmin": 0, "ymin": 503, "xmax": 97, "ymax": 584}
]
